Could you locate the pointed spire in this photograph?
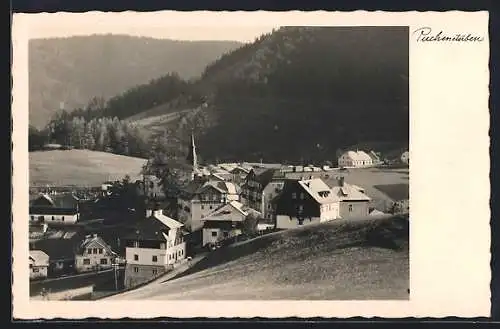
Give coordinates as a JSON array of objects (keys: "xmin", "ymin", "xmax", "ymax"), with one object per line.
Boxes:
[{"xmin": 186, "ymin": 131, "xmax": 198, "ymax": 178}]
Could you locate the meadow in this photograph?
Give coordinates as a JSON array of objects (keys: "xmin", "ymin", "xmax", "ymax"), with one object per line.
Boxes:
[
  {"xmin": 107, "ymin": 215, "xmax": 409, "ymax": 300},
  {"xmin": 29, "ymin": 150, "xmax": 148, "ymax": 187}
]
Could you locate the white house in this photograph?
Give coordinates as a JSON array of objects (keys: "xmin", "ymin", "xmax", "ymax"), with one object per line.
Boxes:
[
  {"xmin": 330, "ymin": 177, "xmax": 371, "ymax": 219},
  {"xmin": 29, "ymin": 193, "xmax": 80, "ymax": 225},
  {"xmin": 123, "ymin": 209, "xmax": 186, "ymax": 288},
  {"xmin": 401, "ymin": 151, "xmax": 409, "ymax": 165},
  {"xmin": 201, "ymin": 200, "xmax": 260, "ymax": 247},
  {"xmin": 338, "ymin": 150, "xmax": 373, "ymax": 168},
  {"xmin": 274, "ymin": 178, "xmax": 340, "ymax": 230},
  {"xmin": 29, "ymin": 250, "xmax": 49, "ymax": 280},
  {"xmin": 74, "ymin": 234, "xmax": 117, "ymax": 273}
]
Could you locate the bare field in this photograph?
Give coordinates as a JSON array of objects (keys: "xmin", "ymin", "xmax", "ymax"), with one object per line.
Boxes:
[{"xmin": 29, "ymin": 150, "xmax": 148, "ymax": 187}]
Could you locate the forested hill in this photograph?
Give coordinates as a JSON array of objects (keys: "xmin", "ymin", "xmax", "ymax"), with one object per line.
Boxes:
[
  {"xmin": 29, "ymin": 34, "xmax": 242, "ymax": 128},
  {"xmin": 32, "ymin": 27, "xmax": 409, "ymax": 164},
  {"xmin": 195, "ymin": 26, "xmax": 409, "ymax": 163}
]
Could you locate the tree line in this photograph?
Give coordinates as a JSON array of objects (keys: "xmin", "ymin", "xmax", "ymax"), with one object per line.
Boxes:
[{"xmin": 29, "ymin": 113, "xmax": 150, "ymax": 158}]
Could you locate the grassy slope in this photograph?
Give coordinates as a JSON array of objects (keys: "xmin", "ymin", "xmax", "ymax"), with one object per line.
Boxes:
[
  {"xmin": 109, "ymin": 215, "xmax": 409, "ymax": 300},
  {"xmin": 29, "ymin": 150, "xmax": 148, "ymax": 187}
]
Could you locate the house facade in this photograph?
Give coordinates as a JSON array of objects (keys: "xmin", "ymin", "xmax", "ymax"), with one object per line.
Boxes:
[
  {"xmin": 123, "ymin": 210, "xmax": 186, "ymax": 288},
  {"xmin": 177, "ymin": 180, "xmax": 240, "ymax": 232},
  {"xmin": 30, "ymin": 229, "xmax": 84, "ymax": 277},
  {"xmin": 240, "ymin": 168, "xmax": 280, "ymax": 216},
  {"xmin": 74, "ymin": 234, "xmax": 117, "ymax": 273},
  {"xmin": 274, "ymin": 178, "xmax": 340, "ymax": 230},
  {"xmin": 330, "ymin": 177, "xmax": 371, "ymax": 219},
  {"xmin": 200, "ymin": 200, "xmax": 258, "ymax": 247},
  {"xmin": 29, "ymin": 193, "xmax": 80, "ymax": 225},
  {"xmin": 29, "ymin": 250, "xmax": 49, "ymax": 280},
  {"xmin": 338, "ymin": 150, "xmax": 373, "ymax": 168}
]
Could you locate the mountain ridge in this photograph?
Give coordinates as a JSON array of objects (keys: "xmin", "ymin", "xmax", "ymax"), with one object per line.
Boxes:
[{"xmin": 29, "ymin": 34, "xmax": 243, "ymax": 128}]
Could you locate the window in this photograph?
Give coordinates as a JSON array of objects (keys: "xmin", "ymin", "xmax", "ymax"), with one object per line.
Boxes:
[
  {"xmin": 201, "ymin": 205, "xmax": 204, "ymax": 210},
  {"xmin": 152, "ymin": 255, "xmax": 158, "ymax": 262},
  {"xmin": 223, "ymin": 231, "xmax": 229, "ymax": 238},
  {"xmin": 30, "ymin": 216, "xmax": 34, "ymax": 221},
  {"xmin": 52, "ymin": 216, "xmax": 55, "ymax": 221},
  {"xmin": 152, "ymin": 269, "xmax": 158, "ymax": 275},
  {"xmin": 100, "ymin": 258, "xmax": 108, "ymax": 265},
  {"xmin": 209, "ymin": 205, "xmax": 213, "ymax": 209},
  {"xmin": 300, "ymin": 193, "xmax": 305, "ymax": 200},
  {"xmin": 93, "ymin": 248, "xmax": 98, "ymax": 254},
  {"xmin": 61, "ymin": 216, "xmax": 65, "ymax": 222},
  {"xmin": 348, "ymin": 205, "xmax": 353, "ymax": 212},
  {"xmin": 98, "ymin": 248, "xmax": 103, "ymax": 254},
  {"xmin": 134, "ymin": 254, "xmax": 139, "ymax": 261},
  {"xmin": 83, "ymin": 259, "xmax": 90, "ymax": 265},
  {"xmin": 298, "ymin": 205, "xmax": 304, "ymax": 212},
  {"xmin": 134, "ymin": 267, "xmax": 139, "ymax": 273},
  {"xmin": 29, "ymin": 264, "xmax": 33, "ymax": 269},
  {"xmin": 292, "ymin": 193, "xmax": 297, "ymax": 199},
  {"xmin": 33, "ymin": 268, "xmax": 39, "ymax": 273},
  {"xmin": 211, "ymin": 231, "xmax": 217, "ymax": 237},
  {"xmin": 38, "ymin": 216, "xmax": 44, "ymax": 221},
  {"xmin": 87, "ymin": 248, "xmax": 92, "ymax": 254}
]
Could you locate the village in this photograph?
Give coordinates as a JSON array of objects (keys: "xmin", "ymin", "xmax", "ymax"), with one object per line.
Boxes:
[{"xmin": 28, "ymin": 135, "xmax": 410, "ymax": 300}]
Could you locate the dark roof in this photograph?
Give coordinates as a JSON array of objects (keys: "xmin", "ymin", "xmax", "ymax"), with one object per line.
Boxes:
[
  {"xmin": 30, "ymin": 193, "xmax": 79, "ymax": 209},
  {"xmin": 203, "ymin": 220, "xmax": 242, "ymax": 230},
  {"xmin": 254, "ymin": 168, "xmax": 279, "ymax": 187},
  {"xmin": 179, "ymin": 179, "xmax": 207, "ymax": 199},
  {"xmin": 122, "ymin": 218, "xmax": 170, "ymax": 242},
  {"xmin": 30, "ymin": 230, "xmax": 85, "ymax": 261}
]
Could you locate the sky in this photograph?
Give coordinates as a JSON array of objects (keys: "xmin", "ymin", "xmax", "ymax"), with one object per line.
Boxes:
[{"xmin": 21, "ymin": 12, "xmax": 277, "ymax": 42}]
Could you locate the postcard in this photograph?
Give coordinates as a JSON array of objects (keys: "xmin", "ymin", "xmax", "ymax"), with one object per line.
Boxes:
[{"xmin": 12, "ymin": 10, "xmax": 490, "ymax": 319}]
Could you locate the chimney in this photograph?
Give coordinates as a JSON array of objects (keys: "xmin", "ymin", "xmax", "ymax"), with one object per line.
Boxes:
[
  {"xmin": 146, "ymin": 209, "xmax": 153, "ymax": 217},
  {"xmin": 93, "ymin": 233, "xmax": 98, "ymax": 238},
  {"xmin": 154, "ymin": 209, "xmax": 163, "ymax": 217},
  {"xmin": 339, "ymin": 176, "xmax": 345, "ymax": 187}
]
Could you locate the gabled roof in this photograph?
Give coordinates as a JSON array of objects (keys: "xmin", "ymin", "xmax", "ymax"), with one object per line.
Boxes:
[
  {"xmin": 151, "ymin": 211, "xmax": 184, "ymax": 230},
  {"xmin": 341, "ymin": 150, "xmax": 373, "ymax": 162},
  {"xmin": 124, "ymin": 218, "xmax": 170, "ymax": 242},
  {"xmin": 77, "ymin": 235, "xmax": 115, "ymax": 255},
  {"xmin": 330, "ymin": 183, "xmax": 371, "ymax": 202},
  {"xmin": 29, "ymin": 250, "xmax": 49, "ymax": 265},
  {"xmin": 203, "ymin": 200, "xmax": 260, "ymax": 221},
  {"xmin": 250, "ymin": 168, "xmax": 279, "ymax": 188},
  {"xmin": 298, "ymin": 178, "xmax": 340, "ymax": 204},
  {"xmin": 30, "ymin": 193, "xmax": 79, "ymax": 209},
  {"xmin": 30, "ymin": 230, "xmax": 85, "ymax": 261},
  {"xmin": 204, "ymin": 181, "xmax": 239, "ymax": 195}
]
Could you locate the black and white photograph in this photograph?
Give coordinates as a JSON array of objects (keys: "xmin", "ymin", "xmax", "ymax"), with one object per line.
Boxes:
[
  {"xmin": 26, "ymin": 22, "xmax": 410, "ymax": 301},
  {"xmin": 12, "ymin": 11, "xmax": 490, "ymax": 319}
]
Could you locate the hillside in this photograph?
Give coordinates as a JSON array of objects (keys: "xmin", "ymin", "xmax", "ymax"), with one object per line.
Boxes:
[
  {"xmin": 29, "ymin": 149, "xmax": 148, "ymax": 187},
  {"xmin": 126, "ymin": 26, "xmax": 409, "ymax": 163},
  {"xmin": 107, "ymin": 215, "xmax": 409, "ymax": 300},
  {"xmin": 29, "ymin": 35, "xmax": 242, "ymax": 128}
]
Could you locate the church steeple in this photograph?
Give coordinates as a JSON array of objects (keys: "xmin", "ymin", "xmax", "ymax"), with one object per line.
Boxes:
[{"xmin": 187, "ymin": 132, "xmax": 198, "ymax": 171}]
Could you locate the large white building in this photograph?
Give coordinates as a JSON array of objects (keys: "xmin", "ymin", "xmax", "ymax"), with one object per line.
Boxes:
[
  {"xmin": 337, "ymin": 150, "xmax": 374, "ymax": 168},
  {"xmin": 123, "ymin": 209, "xmax": 186, "ymax": 288}
]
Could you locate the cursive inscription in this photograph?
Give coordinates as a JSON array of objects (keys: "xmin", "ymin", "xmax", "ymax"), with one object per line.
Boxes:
[{"xmin": 413, "ymin": 27, "xmax": 484, "ymax": 42}]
